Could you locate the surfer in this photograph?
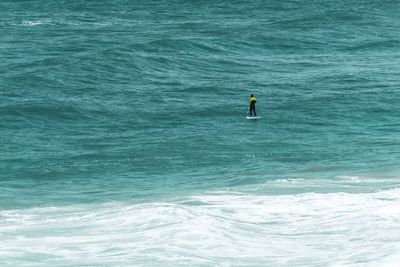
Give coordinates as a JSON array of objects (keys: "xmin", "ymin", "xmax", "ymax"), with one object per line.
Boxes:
[{"xmin": 249, "ymin": 94, "xmax": 256, "ymax": 117}]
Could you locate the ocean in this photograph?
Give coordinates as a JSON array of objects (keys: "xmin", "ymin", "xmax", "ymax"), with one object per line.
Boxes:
[{"xmin": 1, "ymin": 0, "xmax": 400, "ymax": 266}]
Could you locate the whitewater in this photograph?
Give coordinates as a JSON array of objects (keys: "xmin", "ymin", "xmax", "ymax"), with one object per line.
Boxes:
[{"xmin": 1, "ymin": 0, "xmax": 400, "ymax": 266}]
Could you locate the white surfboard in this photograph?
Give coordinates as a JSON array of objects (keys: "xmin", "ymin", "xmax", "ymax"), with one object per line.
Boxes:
[{"xmin": 246, "ymin": 116, "xmax": 262, "ymax": 120}]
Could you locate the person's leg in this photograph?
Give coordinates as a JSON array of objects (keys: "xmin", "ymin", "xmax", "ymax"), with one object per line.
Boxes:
[
  {"xmin": 254, "ymin": 107, "xmax": 256, "ymax": 117},
  {"xmin": 250, "ymin": 106, "xmax": 253, "ymax": 116}
]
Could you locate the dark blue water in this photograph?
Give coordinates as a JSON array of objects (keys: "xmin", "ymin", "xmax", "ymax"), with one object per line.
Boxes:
[{"xmin": 1, "ymin": 0, "xmax": 400, "ymax": 265}]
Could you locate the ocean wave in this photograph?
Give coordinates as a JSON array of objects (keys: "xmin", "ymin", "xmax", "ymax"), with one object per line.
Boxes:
[
  {"xmin": 20, "ymin": 20, "xmax": 54, "ymax": 26},
  {"xmin": 1, "ymin": 188, "xmax": 399, "ymax": 265},
  {"xmin": 2, "ymin": 100, "xmax": 87, "ymax": 121},
  {"xmin": 2, "ymin": 0, "xmax": 400, "ymax": 264}
]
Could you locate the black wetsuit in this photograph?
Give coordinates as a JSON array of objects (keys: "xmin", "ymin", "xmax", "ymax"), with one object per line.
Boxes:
[{"xmin": 249, "ymin": 97, "xmax": 256, "ymax": 116}]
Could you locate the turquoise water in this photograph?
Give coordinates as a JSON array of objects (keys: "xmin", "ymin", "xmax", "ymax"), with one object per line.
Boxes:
[{"xmin": 1, "ymin": 0, "xmax": 400, "ymax": 265}]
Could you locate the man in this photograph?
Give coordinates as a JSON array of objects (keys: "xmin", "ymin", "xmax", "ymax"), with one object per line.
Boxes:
[{"xmin": 249, "ymin": 94, "xmax": 256, "ymax": 117}]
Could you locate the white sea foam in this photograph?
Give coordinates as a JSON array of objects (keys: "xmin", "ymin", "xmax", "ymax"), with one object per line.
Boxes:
[
  {"xmin": 20, "ymin": 20, "xmax": 53, "ymax": 26},
  {"xmin": 1, "ymin": 188, "xmax": 399, "ymax": 266}
]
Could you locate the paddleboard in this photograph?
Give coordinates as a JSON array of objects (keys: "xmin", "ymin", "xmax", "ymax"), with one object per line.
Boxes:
[{"xmin": 246, "ymin": 116, "xmax": 262, "ymax": 120}]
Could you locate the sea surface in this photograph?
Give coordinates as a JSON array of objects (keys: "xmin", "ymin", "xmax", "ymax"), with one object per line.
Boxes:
[{"xmin": 1, "ymin": 0, "xmax": 400, "ymax": 266}]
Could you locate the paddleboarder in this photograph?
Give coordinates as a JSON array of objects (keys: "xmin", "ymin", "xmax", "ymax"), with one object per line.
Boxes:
[{"xmin": 249, "ymin": 94, "xmax": 256, "ymax": 117}]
